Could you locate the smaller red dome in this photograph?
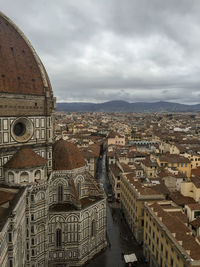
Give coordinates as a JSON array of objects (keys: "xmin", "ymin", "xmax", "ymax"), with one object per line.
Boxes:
[{"xmin": 53, "ymin": 139, "xmax": 85, "ymax": 171}]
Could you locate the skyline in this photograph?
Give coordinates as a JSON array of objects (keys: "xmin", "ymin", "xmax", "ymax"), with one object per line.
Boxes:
[{"xmin": 2, "ymin": 0, "xmax": 200, "ymax": 104}]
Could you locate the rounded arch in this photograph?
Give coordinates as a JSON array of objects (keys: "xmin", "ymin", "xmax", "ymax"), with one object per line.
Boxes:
[
  {"xmin": 8, "ymin": 172, "xmax": 14, "ymax": 183},
  {"xmin": 34, "ymin": 170, "xmax": 41, "ymax": 180},
  {"xmin": 36, "ymin": 191, "xmax": 45, "ymax": 201},
  {"xmin": 66, "ymin": 214, "xmax": 79, "ymax": 223},
  {"xmin": 83, "ymin": 211, "xmax": 90, "ymax": 218},
  {"xmin": 49, "ymin": 215, "xmax": 65, "ymax": 224},
  {"xmin": 20, "ymin": 172, "xmax": 29, "ymax": 182}
]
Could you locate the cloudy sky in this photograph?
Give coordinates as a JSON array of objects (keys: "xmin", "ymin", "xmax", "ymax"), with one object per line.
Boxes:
[{"xmin": 2, "ymin": 0, "xmax": 200, "ymax": 104}]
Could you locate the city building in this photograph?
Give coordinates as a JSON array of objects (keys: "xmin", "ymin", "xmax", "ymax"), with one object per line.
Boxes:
[
  {"xmin": 107, "ymin": 131, "xmax": 125, "ymax": 146},
  {"xmin": 120, "ymin": 174, "xmax": 165, "ymax": 243},
  {"xmin": 144, "ymin": 201, "xmax": 200, "ymax": 267},
  {"xmin": 157, "ymin": 154, "xmax": 191, "ymax": 179}
]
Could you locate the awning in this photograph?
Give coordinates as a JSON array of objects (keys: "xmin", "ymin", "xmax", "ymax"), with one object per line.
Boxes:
[{"xmin": 124, "ymin": 253, "xmax": 137, "ymax": 263}]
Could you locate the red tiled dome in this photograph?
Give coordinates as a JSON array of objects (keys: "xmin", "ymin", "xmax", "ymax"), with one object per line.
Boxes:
[
  {"xmin": 0, "ymin": 12, "xmax": 52, "ymax": 95},
  {"xmin": 53, "ymin": 139, "xmax": 85, "ymax": 171}
]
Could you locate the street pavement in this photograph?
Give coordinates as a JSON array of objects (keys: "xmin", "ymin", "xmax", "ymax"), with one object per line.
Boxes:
[{"xmin": 84, "ymin": 154, "xmax": 149, "ymax": 267}]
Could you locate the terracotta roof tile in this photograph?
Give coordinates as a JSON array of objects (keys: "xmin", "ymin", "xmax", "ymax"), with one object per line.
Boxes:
[
  {"xmin": 0, "ymin": 12, "xmax": 52, "ymax": 95},
  {"xmin": 191, "ymin": 176, "xmax": 200, "ymax": 188},
  {"xmin": 109, "ymin": 164, "xmax": 121, "ymax": 177},
  {"xmin": 159, "ymin": 154, "xmax": 190, "ymax": 163},
  {"xmin": 169, "ymin": 191, "xmax": 195, "ymax": 206},
  {"xmin": 53, "ymin": 139, "xmax": 85, "ymax": 170},
  {"xmin": 192, "ymin": 167, "xmax": 200, "ymax": 177},
  {"xmin": 4, "ymin": 147, "xmax": 47, "ymax": 169},
  {"xmin": 107, "ymin": 131, "xmax": 123, "ymax": 138},
  {"xmin": 0, "ymin": 190, "xmax": 16, "ymax": 205},
  {"xmin": 186, "ymin": 203, "xmax": 200, "ymax": 211}
]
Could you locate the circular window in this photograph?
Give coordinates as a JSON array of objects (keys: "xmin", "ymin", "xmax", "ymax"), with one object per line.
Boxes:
[
  {"xmin": 11, "ymin": 117, "xmax": 33, "ymax": 143},
  {"xmin": 13, "ymin": 122, "xmax": 26, "ymax": 136}
]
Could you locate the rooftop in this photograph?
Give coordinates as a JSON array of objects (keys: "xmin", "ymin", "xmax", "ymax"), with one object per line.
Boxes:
[{"xmin": 4, "ymin": 147, "xmax": 47, "ymax": 169}]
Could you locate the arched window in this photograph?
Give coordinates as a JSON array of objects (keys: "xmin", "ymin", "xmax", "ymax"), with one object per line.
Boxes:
[
  {"xmin": 20, "ymin": 172, "xmax": 29, "ymax": 182},
  {"xmin": 35, "ymin": 170, "xmax": 41, "ymax": 180},
  {"xmin": 56, "ymin": 229, "xmax": 62, "ymax": 247},
  {"xmin": 91, "ymin": 220, "xmax": 96, "ymax": 237},
  {"xmin": 77, "ymin": 182, "xmax": 81, "ymax": 197},
  {"xmin": 58, "ymin": 184, "xmax": 63, "ymax": 202},
  {"xmin": 37, "ymin": 192, "xmax": 45, "ymax": 201},
  {"xmin": 8, "ymin": 172, "xmax": 14, "ymax": 183}
]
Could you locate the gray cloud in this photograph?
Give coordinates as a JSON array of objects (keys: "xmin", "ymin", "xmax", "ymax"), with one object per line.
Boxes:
[{"xmin": 1, "ymin": 0, "xmax": 200, "ymax": 104}]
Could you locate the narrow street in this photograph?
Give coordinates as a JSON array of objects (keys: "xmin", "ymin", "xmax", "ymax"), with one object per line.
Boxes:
[{"xmin": 85, "ymin": 153, "xmax": 148, "ymax": 267}]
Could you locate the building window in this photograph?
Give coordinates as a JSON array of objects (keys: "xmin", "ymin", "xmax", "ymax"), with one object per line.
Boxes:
[
  {"xmin": 31, "ymin": 226, "xmax": 34, "ymax": 234},
  {"xmin": 56, "ymin": 229, "xmax": 62, "ymax": 247},
  {"xmin": 58, "ymin": 185, "xmax": 63, "ymax": 202},
  {"xmin": 3, "ymin": 119, "xmax": 8, "ymax": 130},
  {"xmin": 9, "ymin": 260, "xmax": 13, "ymax": 267},
  {"xmin": 8, "ymin": 172, "xmax": 14, "ymax": 183},
  {"xmin": 8, "ymin": 232, "xmax": 12, "ymax": 242},
  {"xmin": 165, "ymin": 250, "xmax": 168, "ymax": 260},
  {"xmin": 91, "ymin": 220, "xmax": 96, "ymax": 237},
  {"xmin": 31, "ymin": 195, "xmax": 34, "ymax": 202},
  {"xmin": 35, "ymin": 170, "xmax": 41, "ymax": 180},
  {"xmin": 77, "ymin": 182, "xmax": 81, "ymax": 197},
  {"xmin": 20, "ymin": 172, "xmax": 29, "ymax": 182}
]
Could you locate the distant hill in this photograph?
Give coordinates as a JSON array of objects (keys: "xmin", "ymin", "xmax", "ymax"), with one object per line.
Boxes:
[{"xmin": 56, "ymin": 100, "xmax": 200, "ymax": 113}]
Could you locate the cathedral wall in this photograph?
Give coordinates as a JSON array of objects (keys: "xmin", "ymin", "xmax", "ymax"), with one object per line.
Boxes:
[
  {"xmin": 4, "ymin": 167, "xmax": 46, "ymax": 184},
  {"xmin": 26, "ymin": 183, "xmax": 49, "ymax": 267},
  {"xmin": 0, "ymin": 95, "xmax": 46, "ymax": 117},
  {"xmin": 0, "ymin": 115, "xmax": 53, "ymax": 181},
  {"xmin": 0, "ymin": 115, "xmax": 52, "ymax": 147},
  {"xmin": 0, "ymin": 93, "xmax": 55, "ymax": 117},
  {"xmin": 48, "ymin": 198, "xmax": 107, "ymax": 266},
  {"xmin": 0, "ymin": 187, "xmax": 27, "ymax": 267}
]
